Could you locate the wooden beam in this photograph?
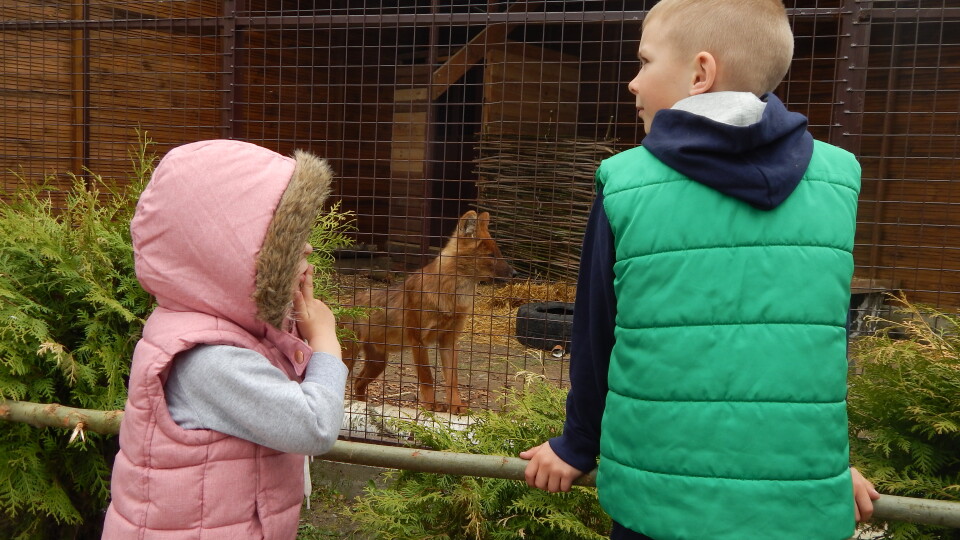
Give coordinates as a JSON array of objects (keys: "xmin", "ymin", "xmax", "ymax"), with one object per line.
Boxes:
[
  {"xmin": 393, "ymin": 87, "xmax": 429, "ymax": 102},
  {"xmin": 428, "ymin": 1, "xmax": 542, "ymax": 100},
  {"xmin": 70, "ymin": 0, "xmax": 86, "ymax": 176},
  {"xmin": 430, "ymin": 23, "xmax": 510, "ymax": 100}
]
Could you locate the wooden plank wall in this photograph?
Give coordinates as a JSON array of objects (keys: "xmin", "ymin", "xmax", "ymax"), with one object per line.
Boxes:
[
  {"xmin": 1, "ymin": 0, "xmax": 224, "ymax": 199},
  {"xmin": 235, "ymin": 25, "xmax": 397, "ymax": 249},
  {"xmin": 482, "ymin": 41, "xmax": 580, "ymax": 138},
  {"xmin": 334, "ymin": 28, "xmax": 401, "ymax": 249},
  {"xmin": 89, "ymin": 0, "xmax": 220, "ymax": 19},
  {"xmin": 235, "ymin": 28, "xmax": 340, "ymax": 157},
  {"xmin": 857, "ymin": 19, "xmax": 960, "ymax": 308},
  {"xmin": 388, "ymin": 79, "xmax": 431, "ymax": 258},
  {"xmin": 85, "ymin": 2, "xmax": 223, "ymax": 179},
  {"xmin": 572, "ymin": 21, "xmax": 646, "ymax": 149},
  {"xmin": 1, "ymin": 0, "xmax": 75, "ymax": 196},
  {"xmin": 85, "ymin": 28, "xmax": 223, "ymax": 180},
  {"xmin": 0, "ymin": 27, "xmax": 75, "ymax": 196},
  {"xmin": 780, "ymin": 17, "xmax": 844, "ymax": 141}
]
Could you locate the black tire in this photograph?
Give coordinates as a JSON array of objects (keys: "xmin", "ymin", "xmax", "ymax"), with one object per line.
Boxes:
[{"xmin": 515, "ymin": 302, "xmax": 575, "ymax": 352}]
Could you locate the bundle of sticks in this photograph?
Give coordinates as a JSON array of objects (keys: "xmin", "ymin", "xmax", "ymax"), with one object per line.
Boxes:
[{"xmin": 474, "ymin": 134, "xmax": 617, "ymax": 281}]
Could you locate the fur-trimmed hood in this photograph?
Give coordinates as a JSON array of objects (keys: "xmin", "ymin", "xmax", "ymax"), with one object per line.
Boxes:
[{"xmin": 131, "ymin": 139, "xmax": 332, "ymax": 334}]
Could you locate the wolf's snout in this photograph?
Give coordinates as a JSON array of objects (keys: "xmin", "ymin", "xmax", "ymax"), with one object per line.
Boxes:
[{"xmin": 494, "ymin": 260, "xmax": 518, "ymax": 282}]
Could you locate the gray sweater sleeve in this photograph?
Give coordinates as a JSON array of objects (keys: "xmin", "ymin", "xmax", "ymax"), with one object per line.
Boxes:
[{"xmin": 165, "ymin": 344, "xmax": 348, "ymax": 455}]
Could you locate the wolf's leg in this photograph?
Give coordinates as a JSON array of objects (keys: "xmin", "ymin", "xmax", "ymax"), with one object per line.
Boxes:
[
  {"xmin": 438, "ymin": 330, "xmax": 466, "ymax": 414},
  {"xmin": 353, "ymin": 344, "xmax": 386, "ymax": 402},
  {"xmin": 341, "ymin": 340, "xmax": 359, "ymax": 373},
  {"xmin": 411, "ymin": 345, "xmax": 439, "ymax": 411}
]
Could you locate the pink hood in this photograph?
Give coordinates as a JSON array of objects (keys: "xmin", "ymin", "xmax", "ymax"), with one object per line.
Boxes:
[
  {"xmin": 102, "ymin": 140, "xmax": 334, "ymax": 539},
  {"xmin": 131, "ymin": 139, "xmax": 332, "ymax": 335}
]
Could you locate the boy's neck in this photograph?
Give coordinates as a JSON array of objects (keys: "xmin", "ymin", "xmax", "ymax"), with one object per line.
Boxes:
[{"xmin": 671, "ymin": 91, "xmax": 766, "ymax": 127}]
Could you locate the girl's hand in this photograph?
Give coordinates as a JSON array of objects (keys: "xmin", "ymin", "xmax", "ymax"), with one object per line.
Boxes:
[{"xmin": 293, "ymin": 265, "xmax": 340, "ymax": 356}]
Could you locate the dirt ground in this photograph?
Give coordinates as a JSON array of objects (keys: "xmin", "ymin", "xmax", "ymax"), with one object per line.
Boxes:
[{"xmin": 297, "ymin": 484, "xmax": 370, "ymax": 539}]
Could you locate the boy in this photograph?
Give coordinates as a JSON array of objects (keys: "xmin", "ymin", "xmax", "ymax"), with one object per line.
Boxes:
[
  {"xmin": 102, "ymin": 140, "xmax": 348, "ymax": 539},
  {"xmin": 520, "ymin": 1, "xmax": 880, "ymax": 538}
]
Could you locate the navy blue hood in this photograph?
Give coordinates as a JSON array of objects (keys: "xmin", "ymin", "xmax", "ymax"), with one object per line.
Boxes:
[{"xmin": 642, "ymin": 93, "xmax": 813, "ymax": 210}]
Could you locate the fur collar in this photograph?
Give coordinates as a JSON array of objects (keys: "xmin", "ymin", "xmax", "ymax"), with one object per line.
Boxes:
[{"xmin": 254, "ymin": 150, "xmax": 333, "ymax": 329}]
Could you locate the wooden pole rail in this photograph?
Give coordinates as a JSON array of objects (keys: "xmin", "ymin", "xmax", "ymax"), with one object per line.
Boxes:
[
  {"xmin": 319, "ymin": 439, "xmax": 960, "ymax": 529},
  {"xmin": 3, "ymin": 399, "xmax": 958, "ymax": 528}
]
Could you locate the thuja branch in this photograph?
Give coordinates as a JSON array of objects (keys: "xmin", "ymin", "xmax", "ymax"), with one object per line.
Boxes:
[{"xmin": 0, "ymin": 399, "xmax": 123, "ymax": 435}]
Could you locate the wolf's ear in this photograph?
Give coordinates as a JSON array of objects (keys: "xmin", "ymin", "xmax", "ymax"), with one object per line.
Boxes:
[
  {"xmin": 476, "ymin": 212, "xmax": 491, "ymax": 232},
  {"xmin": 456, "ymin": 210, "xmax": 479, "ymax": 238}
]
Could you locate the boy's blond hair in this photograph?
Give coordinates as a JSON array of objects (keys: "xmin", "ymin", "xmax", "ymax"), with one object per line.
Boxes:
[{"xmin": 644, "ymin": 0, "xmax": 794, "ymax": 96}]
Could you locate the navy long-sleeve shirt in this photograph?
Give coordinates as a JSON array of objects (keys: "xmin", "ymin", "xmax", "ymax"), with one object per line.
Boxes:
[{"xmin": 547, "ymin": 193, "xmax": 618, "ymax": 473}]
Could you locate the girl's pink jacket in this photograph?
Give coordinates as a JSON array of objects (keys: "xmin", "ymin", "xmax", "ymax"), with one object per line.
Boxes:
[{"xmin": 102, "ymin": 140, "xmax": 333, "ymax": 539}]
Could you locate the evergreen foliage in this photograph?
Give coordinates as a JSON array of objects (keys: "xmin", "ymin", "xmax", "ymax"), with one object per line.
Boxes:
[
  {"xmin": 0, "ymin": 135, "xmax": 357, "ymax": 539},
  {"xmin": 349, "ymin": 375, "xmax": 611, "ymax": 539},
  {"xmin": 0, "ymin": 133, "xmax": 156, "ymax": 539},
  {"xmin": 307, "ymin": 201, "xmax": 363, "ymax": 327},
  {"xmin": 848, "ymin": 295, "xmax": 960, "ymax": 540}
]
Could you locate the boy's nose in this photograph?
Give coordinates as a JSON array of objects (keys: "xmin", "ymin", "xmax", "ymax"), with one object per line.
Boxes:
[{"xmin": 627, "ymin": 75, "xmax": 640, "ymax": 95}]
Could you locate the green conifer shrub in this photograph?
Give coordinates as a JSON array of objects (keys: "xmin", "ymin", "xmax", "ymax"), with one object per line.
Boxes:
[
  {"xmin": 848, "ymin": 295, "xmax": 960, "ymax": 540},
  {"xmin": 0, "ymin": 134, "xmax": 356, "ymax": 539},
  {"xmin": 349, "ymin": 376, "xmax": 611, "ymax": 539},
  {"xmin": 0, "ymin": 134, "xmax": 156, "ymax": 539}
]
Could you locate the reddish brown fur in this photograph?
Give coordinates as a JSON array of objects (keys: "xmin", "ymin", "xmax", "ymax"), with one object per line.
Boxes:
[{"xmin": 341, "ymin": 210, "xmax": 515, "ymax": 413}]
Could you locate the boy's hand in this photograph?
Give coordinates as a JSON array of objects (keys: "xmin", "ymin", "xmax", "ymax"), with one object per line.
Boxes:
[
  {"xmin": 293, "ymin": 265, "xmax": 340, "ymax": 357},
  {"xmin": 520, "ymin": 442, "xmax": 584, "ymax": 493},
  {"xmin": 851, "ymin": 466, "xmax": 881, "ymax": 522}
]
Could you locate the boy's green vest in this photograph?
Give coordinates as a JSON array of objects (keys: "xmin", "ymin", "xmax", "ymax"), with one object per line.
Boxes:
[{"xmin": 596, "ymin": 141, "xmax": 860, "ymax": 540}]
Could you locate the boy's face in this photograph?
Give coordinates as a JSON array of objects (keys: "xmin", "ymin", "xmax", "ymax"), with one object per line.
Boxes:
[{"xmin": 627, "ymin": 18, "xmax": 697, "ymax": 134}]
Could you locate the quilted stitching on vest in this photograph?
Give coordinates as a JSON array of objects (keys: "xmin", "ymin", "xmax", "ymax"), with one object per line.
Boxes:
[{"xmin": 595, "ymin": 142, "xmax": 860, "ymax": 540}]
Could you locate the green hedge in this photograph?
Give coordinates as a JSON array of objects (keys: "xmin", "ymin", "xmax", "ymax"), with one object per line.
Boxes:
[
  {"xmin": 0, "ymin": 134, "xmax": 355, "ymax": 539},
  {"xmin": 0, "ymin": 135, "xmax": 154, "ymax": 539},
  {"xmin": 849, "ymin": 296, "xmax": 960, "ymax": 540},
  {"xmin": 349, "ymin": 376, "xmax": 612, "ymax": 540}
]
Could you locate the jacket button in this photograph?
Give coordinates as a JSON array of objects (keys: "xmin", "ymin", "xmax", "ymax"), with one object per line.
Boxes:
[{"xmin": 295, "ymin": 350, "xmax": 304, "ymax": 364}]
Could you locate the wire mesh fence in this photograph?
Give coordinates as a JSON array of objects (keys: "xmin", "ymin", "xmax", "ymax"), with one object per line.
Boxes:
[{"xmin": 2, "ymin": 0, "xmax": 958, "ymax": 442}]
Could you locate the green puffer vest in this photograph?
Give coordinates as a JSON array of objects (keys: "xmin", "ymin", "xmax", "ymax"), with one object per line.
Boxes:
[{"xmin": 596, "ymin": 141, "xmax": 860, "ymax": 540}]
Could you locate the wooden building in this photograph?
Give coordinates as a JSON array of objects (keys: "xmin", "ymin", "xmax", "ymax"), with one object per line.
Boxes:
[{"xmin": 1, "ymin": 0, "xmax": 958, "ymax": 306}]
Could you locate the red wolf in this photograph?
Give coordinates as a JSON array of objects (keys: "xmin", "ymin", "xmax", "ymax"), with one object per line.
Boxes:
[{"xmin": 341, "ymin": 210, "xmax": 516, "ymax": 413}]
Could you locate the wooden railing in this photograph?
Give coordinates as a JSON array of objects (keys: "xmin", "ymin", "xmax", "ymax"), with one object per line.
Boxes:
[{"xmin": 3, "ymin": 399, "xmax": 959, "ymax": 528}]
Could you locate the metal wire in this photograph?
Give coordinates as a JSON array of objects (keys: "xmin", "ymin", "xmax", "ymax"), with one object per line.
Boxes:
[{"xmin": 1, "ymin": 0, "xmax": 958, "ymax": 440}]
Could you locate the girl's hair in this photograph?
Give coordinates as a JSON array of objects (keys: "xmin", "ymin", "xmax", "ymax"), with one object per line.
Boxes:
[{"xmin": 644, "ymin": 0, "xmax": 794, "ymax": 95}]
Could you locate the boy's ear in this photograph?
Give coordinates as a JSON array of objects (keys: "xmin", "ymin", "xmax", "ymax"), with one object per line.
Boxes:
[{"xmin": 689, "ymin": 51, "xmax": 717, "ymax": 96}]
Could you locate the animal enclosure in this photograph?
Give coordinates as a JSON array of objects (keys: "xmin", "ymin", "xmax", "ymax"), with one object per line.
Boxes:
[{"xmin": 2, "ymin": 0, "xmax": 959, "ymax": 440}]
